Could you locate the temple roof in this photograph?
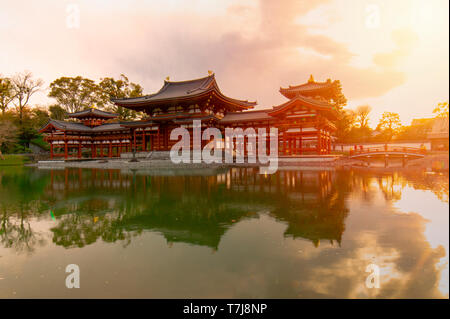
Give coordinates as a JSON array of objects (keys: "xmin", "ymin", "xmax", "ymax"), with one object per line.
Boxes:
[
  {"xmin": 269, "ymin": 95, "xmax": 338, "ymax": 118},
  {"xmin": 280, "ymin": 76, "xmax": 334, "ymax": 99},
  {"xmin": 112, "ymin": 74, "xmax": 256, "ymax": 111},
  {"xmin": 40, "ymin": 119, "xmax": 128, "ymax": 133},
  {"xmin": 68, "ymin": 108, "xmax": 118, "ymax": 119},
  {"xmin": 219, "ymin": 110, "xmax": 273, "ymax": 123}
]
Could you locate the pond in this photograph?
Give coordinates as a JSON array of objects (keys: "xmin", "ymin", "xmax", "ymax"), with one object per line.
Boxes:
[{"xmin": 0, "ymin": 166, "xmax": 448, "ymax": 298}]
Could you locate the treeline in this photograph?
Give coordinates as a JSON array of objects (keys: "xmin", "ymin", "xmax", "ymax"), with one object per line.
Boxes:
[
  {"xmin": 335, "ymin": 102, "xmax": 449, "ymax": 144},
  {"xmin": 0, "ymin": 72, "xmax": 144, "ymax": 154},
  {"xmin": 0, "ymin": 71, "xmax": 448, "ymax": 154}
]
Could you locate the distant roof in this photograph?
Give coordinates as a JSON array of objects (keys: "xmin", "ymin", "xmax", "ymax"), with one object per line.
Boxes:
[
  {"xmin": 428, "ymin": 117, "xmax": 449, "ymax": 139},
  {"xmin": 112, "ymin": 74, "xmax": 256, "ymax": 111},
  {"xmin": 68, "ymin": 108, "xmax": 118, "ymax": 119},
  {"xmin": 411, "ymin": 118, "xmax": 434, "ymax": 126},
  {"xmin": 40, "ymin": 119, "xmax": 128, "ymax": 133}
]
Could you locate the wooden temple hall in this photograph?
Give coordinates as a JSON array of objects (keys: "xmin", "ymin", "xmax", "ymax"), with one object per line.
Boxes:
[{"xmin": 40, "ymin": 74, "xmax": 341, "ymax": 159}]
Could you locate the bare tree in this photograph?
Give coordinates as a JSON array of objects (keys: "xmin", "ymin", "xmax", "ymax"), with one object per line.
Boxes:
[
  {"xmin": 355, "ymin": 105, "xmax": 372, "ymax": 129},
  {"xmin": 11, "ymin": 71, "xmax": 43, "ymax": 123}
]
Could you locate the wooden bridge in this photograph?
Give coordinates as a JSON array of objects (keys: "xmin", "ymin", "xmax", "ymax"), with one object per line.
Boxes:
[{"xmin": 349, "ymin": 146, "xmax": 426, "ymax": 159}]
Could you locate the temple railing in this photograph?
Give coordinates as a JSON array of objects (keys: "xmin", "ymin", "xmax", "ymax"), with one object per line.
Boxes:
[{"xmin": 349, "ymin": 145, "xmax": 427, "ymax": 156}]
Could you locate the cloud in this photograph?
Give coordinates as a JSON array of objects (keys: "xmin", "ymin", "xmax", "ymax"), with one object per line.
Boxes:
[{"xmin": 0, "ymin": 0, "xmax": 421, "ymax": 108}]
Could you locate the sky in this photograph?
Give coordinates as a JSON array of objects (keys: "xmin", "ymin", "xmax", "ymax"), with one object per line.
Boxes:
[{"xmin": 0, "ymin": 0, "xmax": 448, "ymax": 127}]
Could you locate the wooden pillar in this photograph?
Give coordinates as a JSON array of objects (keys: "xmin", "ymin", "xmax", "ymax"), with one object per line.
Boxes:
[
  {"xmin": 142, "ymin": 130, "xmax": 146, "ymax": 151},
  {"xmin": 108, "ymin": 141, "xmax": 112, "ymax": 158},
  {"xmin": 299, "ymin": 136, "xmax": 302, "ymax": 155},
  {"xmin": 157, "ymin": 127, "xmax": 160, "ymax": 151},
  {"xmin": 64, "ymin": 135, "xmax": 68, "ymax": 159},
  {"xmin": 133, "ymin": 129, "xmax": 137, "ymax": 152},
  {"xmin": 100, "ymin": 144, "xmax": 104, "ymax": 157},
  {"xmin": 328, "ymin": 137, "xmax": 331, "ymax": 154},
  {"xmin": 317, "ymin": 129, "xmax": 321, "ymax": 155},
  {"xmin": 50, "ymin": 143, "xmax": 54, "ymax": 159},
  {"xmin": 78, "ymin": 143, "xmax": 82, "ymax": 158}
]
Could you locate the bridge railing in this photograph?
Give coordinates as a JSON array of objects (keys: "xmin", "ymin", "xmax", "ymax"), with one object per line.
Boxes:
[{"xmin": 349, "ymin": 145, "xmax": 427, "ymax": 156}]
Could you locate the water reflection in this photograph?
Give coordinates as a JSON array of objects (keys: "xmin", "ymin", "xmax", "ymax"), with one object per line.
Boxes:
[{"xmin": 0, "ymin": 166, "xmax": 448, "ymax": 298}]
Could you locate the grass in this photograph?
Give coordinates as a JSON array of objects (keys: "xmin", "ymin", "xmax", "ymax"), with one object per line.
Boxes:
[{"xmin": 0, "ymin": 154, "xmax": 29, "ymax": 166}]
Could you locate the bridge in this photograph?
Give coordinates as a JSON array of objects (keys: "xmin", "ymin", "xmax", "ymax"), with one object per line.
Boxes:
[{"xmin": 349, "ymin": 146, "xmax": 426, "ymax": 160}]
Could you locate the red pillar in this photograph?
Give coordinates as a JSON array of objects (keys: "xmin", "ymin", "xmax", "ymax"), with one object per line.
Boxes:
[
  {"xmin": 108, "ymin": 141, "xmax": 112, "ymax": 158},
  {"xmin": 50, "ymin": 143, "xmax": 54, "ymax": 159},
  {"xmin": 142, "ymin": 130, "xmax": 146, "ymax": 151},
  {"xmin": 78, "ymin": 143, "xmax": 82, "ymax": 158}
]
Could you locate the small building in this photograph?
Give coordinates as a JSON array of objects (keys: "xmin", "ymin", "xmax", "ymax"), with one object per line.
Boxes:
[
  {"xmin": 40, "ymin": 108, "xmax": 131, "ymax": 159},
  {"xmin": 428, "ymin": 117, "xmax": 449, "ymax": 151}
]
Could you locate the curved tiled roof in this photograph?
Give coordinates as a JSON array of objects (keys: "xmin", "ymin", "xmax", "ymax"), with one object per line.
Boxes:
[
  {"xmin": 219, "ymin": 110, "xmax": 273, "ymax": 123},
  {"xmin": 112, "ymin": 74, "xmax": 256, "ymax": 110},
  {"xmin": 280, "ymin": 77, "xmax": 334, "ymax": 99},
  {"xmin": 40, "ymin": 119, "xmax": 129, "ymax": 133},
  {"xmin": 68, "ymin": 108, "xmax": 118, "ymax": 119},
  {"xmin": 269, "ymin": 95, "xmax": 338, "ymax": 119}
]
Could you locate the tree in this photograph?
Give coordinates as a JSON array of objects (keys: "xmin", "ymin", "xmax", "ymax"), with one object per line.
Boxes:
[
  {"xmin": 335, "ymin": 109, "xmax": 355, "ymax": 143},
  {"xmin": 376, "ymin": 111, "xmax": 402, "ymax": 141},
  {"xmin": 433, "ymin": 101, "xmax": 449, "ymax": 118},
  {"xmin": 355, "ymin": 105, "xmax": 371, "ymax": 129},
  {"xmin": 328, "ymin": 80, "xmax": 347, "ymax": 110},
  {"xmin": 17, "ymin": 125, "xmax": 39, "ymax": 149},
  {"xmin": 0, "ymin": 77, "xmax": 15, "ymax": 115},
  {"xmin": 48, "ymin": 104, "xmax": 67, "ymax": 121},
  {"xmin": 11, "ymin": 71, "xmax": 43, "ymax": 123},
  {"xmin": 48, "ymin": 76, "xmax": 101, "ymax": 113},
  {"xmin": 31, "ymin": 108, "xmax": 50, "ymax": 128},
  {"xmin": 0, "ymin": 120, "xmax": 18, "ymax": 154},
  {"xmin": 97, "ymin": 74, "xmax": 144, "ymax": 120}
]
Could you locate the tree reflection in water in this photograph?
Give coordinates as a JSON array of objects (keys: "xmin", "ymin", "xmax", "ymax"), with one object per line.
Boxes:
[{"xmin": 0, "ymin": 166, "xmax": 448, "ymax": 298}]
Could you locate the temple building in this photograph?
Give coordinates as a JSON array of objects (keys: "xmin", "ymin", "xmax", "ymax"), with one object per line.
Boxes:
[{"xmin": 40, "ymin": 73, "xmax": 342, "ymax": 159}]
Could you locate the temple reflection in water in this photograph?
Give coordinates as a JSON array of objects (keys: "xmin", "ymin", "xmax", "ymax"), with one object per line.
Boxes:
[
  {"xmin": 41, "ymin": 167, "xmax": 348, "ymax": 249},
  {"xmin": 0, "ymin": 166, "xmax": 448, "ymax": 298}
]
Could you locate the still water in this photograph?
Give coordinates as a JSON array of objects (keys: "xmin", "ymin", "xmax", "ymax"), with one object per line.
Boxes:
[{"xmin": 0, "ymin": 166, "xmax": 448, "ymax": 298}]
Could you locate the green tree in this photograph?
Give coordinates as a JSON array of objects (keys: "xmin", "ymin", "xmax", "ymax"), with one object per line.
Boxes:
[
  {"xmin": 31, "ymin": 108, "xmax": 50, "ymax": 128},
  {"xmin": 48, "ymin": 104, "xmax": 67, "ymax": 121},
  {"xmin": 17, "ymin": 125, "xmax": 39, "ymax": 149},
  {"xmin": 433, "ymin": 101, "xmax": 449, "ymax": 118},
  {"xmin": 11, "ymin": 71, "xmax": 43, "ymax": 123},
  {"xmin": 0, "ymin": 120, "xmax": 17, "ymax": 154},
  {"xmin": 0, "ymin": 77, "xmax": 15, "ymax": 115},
  {"xmin": 97, "ymin": 74, "xmax": 144, "ymax": 120},
  {"xmin": 48, "ymin": 76, "xmax": 101, "ymax": 113},
  {"xmin": 376, "ymin": 111, "xmax": 402, "ymax": 141}
]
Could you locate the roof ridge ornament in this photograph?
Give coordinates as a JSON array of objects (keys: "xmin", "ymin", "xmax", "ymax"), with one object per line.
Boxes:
[
  {"xmin": 208, "ymin": 70, "xmax": 213, "ymax": 75},
  {"xmin": 308, "ymin": 74, "xmax": 315, "ymax": 83},
  {"xmin": 165, "ymin": 76, "xmax": 170, "ymax": 81}
]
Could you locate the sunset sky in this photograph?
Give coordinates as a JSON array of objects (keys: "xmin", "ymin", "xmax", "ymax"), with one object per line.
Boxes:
[{"xmin": 1, "ymin": 0, "xmax": 448, "ymax": 126}]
